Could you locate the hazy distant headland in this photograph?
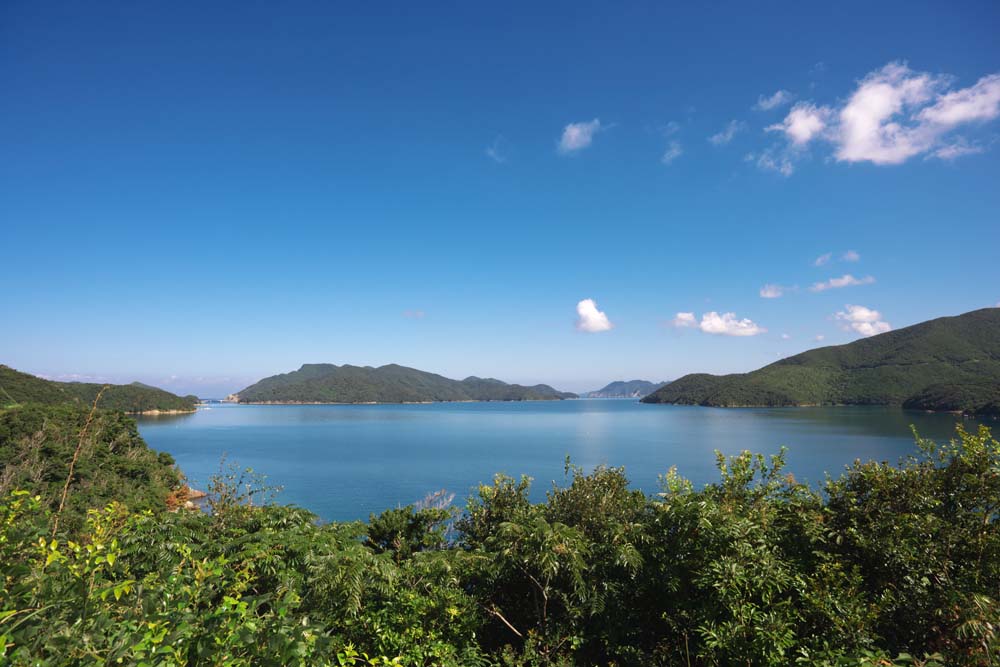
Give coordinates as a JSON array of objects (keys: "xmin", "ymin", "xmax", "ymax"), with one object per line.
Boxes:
[
  {"xmin": 228, "ymin": 363, "xmax": 578, "ymax": 404},
  {"xmin": 643, "ymin": 308, "xmax": 1000, "ymax": 416},
  {"xmin": 585, "ymin": 379, "xmax": 668, "ymax": 399}
]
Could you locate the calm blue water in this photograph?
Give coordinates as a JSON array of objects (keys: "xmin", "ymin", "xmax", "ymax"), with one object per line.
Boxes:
[{"xmin": 136, "ymin": 400, "xmax": 977, "ymax": 523}]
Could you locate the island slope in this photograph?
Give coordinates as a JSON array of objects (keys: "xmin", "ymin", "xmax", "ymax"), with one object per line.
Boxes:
[
  {"xmin": 642, "ymin": 308, "xmax": 1000, "ymax": 414},
  {"xmin": 232, "ymin": 363, "xmax": 577, "ymax": 403},
  {"xmin": 585, "ymin": 380, "xmax": 668, "ymax": 398},
  {"xmin": 0, "ymin": 365, "xmax": 199, "ymax": 413}
]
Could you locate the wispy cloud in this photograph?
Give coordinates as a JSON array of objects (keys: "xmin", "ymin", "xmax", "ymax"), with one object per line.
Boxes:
[
  {"xmin": 661, "ymin": 141, "xmax": 683, "ymax": 164},
  {"xmin": 708, "ymin": 120, "xmax": 746, "ymax": 146},
  {"xmin": 754, "ymin": 89, "xmax": 795, "ymax": 111},
  {"xmin": 932, "ymin": 139, "xmax": 985, "ymax": 161},
  {"xmin": 402, "ymin": 309, "xmax": 426, "ymax": 319},
  {"xmin": 576, "ymin": 298, "xmax": 613, "ymax": 332},
  {"xmin": 750, "ymin": 148, "xmax": 795, "ymax": 176},
  {"xmin": 672, "ymin": 311, "xmax": 767, "ymax": 336},
  {"xmin": 486, "ymin": 135, "xmax": 509, "ymax": 163},
  {"xmin": 814, "ymin": 250, "xmax": 862, "ymax": 266},
  {"xmin": 759, "ymin": 283, "xmax": 792, "ymax": 299},
  {"xmin": 763, "ymin": 62, "xmax": 1000, "ymax": 169},
  {"xmin": 810, "ymin": 274, "xmax": 876, "ymax": 292},
  {"xmin": 559, "ymin": 119, "xmax": 603, "ymax": 154},
  {"xmin": 835, "ymin": 304, "xmax": 891, "ymax": 336}
]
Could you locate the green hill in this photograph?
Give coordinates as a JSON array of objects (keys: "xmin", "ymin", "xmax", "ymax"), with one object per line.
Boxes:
[
  {"xmin": 233, "ymin": 363, "xmax": 577, "ymax": 403},
  {"xmin": 642, "ymin": 308, "xmax": 1000, "ymax": 413},
  {"xmin": 0, "ymin": 365, "xmax": 198, "ymax": 413},
  {"xmin": 585, "ymin": 379, "xmax": 667, "ymax": 398}
]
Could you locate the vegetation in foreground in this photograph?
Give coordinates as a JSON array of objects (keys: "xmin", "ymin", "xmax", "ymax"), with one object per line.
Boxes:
[
  {"xmin": 1, "ymin": 403, "xmax": 998, "ymax": 666},
  {"xmin": 643, "ymin": 308, "xmax": 1000, "ymax": 414},
  {"xmin": 0, "ymin": 365, "xmax": 198, "ymax": 413}
]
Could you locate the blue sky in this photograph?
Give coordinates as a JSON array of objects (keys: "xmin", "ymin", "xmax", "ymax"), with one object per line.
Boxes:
[{"xmin": 2, "ymin": 1, "xmax": 999, "ymax": 396}]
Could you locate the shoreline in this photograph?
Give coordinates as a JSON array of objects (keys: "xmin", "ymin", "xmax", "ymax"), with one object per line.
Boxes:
[
  {"xmin": 226, "ymin": 398, "xmax": 569, "ymax": 406},
  {"xmin": 641, "ymin": 401, "xmax": 993, "ymax": 418}
]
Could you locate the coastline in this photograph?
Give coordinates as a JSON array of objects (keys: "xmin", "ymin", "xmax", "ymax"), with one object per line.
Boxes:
[
  {"xmin": 227, "ymin": 398, "xmax": 568, "ymax": 406},
  {"xmin": 641, "ymin": 400, "xmax": 991, "ymax": 418}
]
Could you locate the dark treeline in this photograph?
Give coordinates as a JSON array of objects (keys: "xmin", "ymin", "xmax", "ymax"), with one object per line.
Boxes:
[{"xmin": 1, "ymin": 403, "xmax": 998, "ymax": 666}]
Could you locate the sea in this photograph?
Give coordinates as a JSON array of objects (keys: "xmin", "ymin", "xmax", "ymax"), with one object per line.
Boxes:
[{"xmin": 137, "ymin": 399, "xmax": 980, "ymax": 522}]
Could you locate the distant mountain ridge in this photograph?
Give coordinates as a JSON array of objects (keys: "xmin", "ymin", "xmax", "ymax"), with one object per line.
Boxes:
[
  {"xmin": 232, "ymin": 363, "xmax": 577, "ymax": 403},
  {"xmin": 0, "ymin": 365, "xmax": 198, "ymax": 413},
  {"xmin": 642, "ymin": 308, "xmax": 1000, "ymax": 416},
  {"xmin": 585, "ymin": 380, "xmax": 667, "ymax": 398}
]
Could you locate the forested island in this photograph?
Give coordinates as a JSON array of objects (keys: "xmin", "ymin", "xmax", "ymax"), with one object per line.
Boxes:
[
  {"xmin": 643, "ymin": 308, "xmax": 1000, "ymax": 416},
  {"xmin": 1, "ymin": 393, "xmax": 997, "ymax": 664},
  {"xmin": 230, "ymin": 363, "xmax": 577, "ymax": 403},
  {"xmin": 0, "ymin": 365, "xmax": 198, "ymax": 414},
  {"xmin": 585, "ymin": 379, "xmax": 667, "ymax": 398}
]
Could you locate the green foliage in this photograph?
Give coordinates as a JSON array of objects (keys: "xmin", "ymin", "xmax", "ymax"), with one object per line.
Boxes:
[
  {"xmin": 233, "ymin": 363, "xmax": 576, "ymax": 403},
  {"xmin": 0, "ymin": 404, "xmax": 181, "ymax": 533},
  {"xmin": 903, "ymin": 382, "xmax": 1000, "ymax": 417},
  {"xmin": 366, "ymin": 505, "xmax": 453, "ymax": 562},
  {"xmin": 0, "ymin": 364, "xmax": 198, "ymax": 412},
  {"xmin": 1, "ymin": 403, "xmax": 998, "ymax": 665},
  {"xmin": 643, "ymin": 308, "xmax": 1000, "ymax": 411}
]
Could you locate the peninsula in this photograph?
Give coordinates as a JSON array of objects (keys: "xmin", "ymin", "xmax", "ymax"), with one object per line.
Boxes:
[
  {"xmin": 642, "ymin": 308, "xmax": 1000, "ymax": 416},
  {"xmin": 0, "ymin": 365, "xmax": 199, "ymax": 414}
]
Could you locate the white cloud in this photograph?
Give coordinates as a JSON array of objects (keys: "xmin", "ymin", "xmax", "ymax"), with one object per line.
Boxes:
[
  {"xmin": 835, "ymin": 304, "xmax": 891, "ymax": 336},
  {"xmin": 814, "ymin": 252, "xmax": 833, "ymax": 266},
  {"xmin": 759, "ymin": 63, "xmax": 1000, "ymax": 171},
  {"xmin": 917, "ymin": 73, "xmax": 1000, "ymax": 126},
  {"xmin": 671, "ymin": 310, "xmax": 767, "ymax": 336},
  {"xmin": 559, "ymin": 119, "xmax": 603, "ymax": 154},
  {"xmin": 815, "ymin": 334, "xmax": 826, "ymax": 342},
  {"xmin": 810, "ymin": 274, "xmax": 876, "ymax": 292},
  {"xmin": 767, "ymin": 102, "xmax": 831, "ymax": 145},
  {"xmin": 699, "ymin": 311, "xmax": 767, "ymax": 336},
  {"xmin": 661, "ymin": 141, "xmax": 683, "ymax": 164},
  {"xmin": 836, "ymin": 62, "xmax": 944, "ymax": 164},
  {"xmin": 576, "ymin": 298, "xmax": 613, "ymax": 332},
  {"xmin": 708, "ymin": 120, "xmax": 746, "ymax": 146},
  {"xmin": 402, "ymin": 309, "xmax": 426, "ymax": 319},
  {"xmin": 781, "ymin": 333, "xmax": 791, "ymax": 340},
  {"xmin": 672, "ymin": 312, "xmax": 697, "ymax": 328},
  {"xmin": 755, "ymin": 90, "xmax": 795, "ymax": 111},
  {"xmin": 759, "ymin": 283, "xmax": 786, "ymax": 298},
  {"xmin": 842, "ymin": 250, "xmax": 861, "ymax": 262},
  {"xmin": 671, "ymin": 311, "xmax": 766, "ymax": 336}
]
